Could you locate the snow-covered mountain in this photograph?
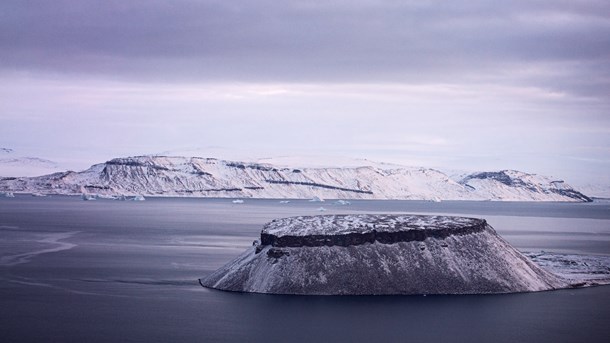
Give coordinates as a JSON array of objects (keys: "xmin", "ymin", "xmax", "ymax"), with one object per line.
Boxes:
[
  {"xmin": 458, "ymin": 170, "xmax": 591, "ymax": 202},
  {"xmin": 0, "ymin": 148, "xmax": 63, "ymax": 177},
  {"xmin": 571, "ymin": 184, "xmax": 610, "ymax": 199},
  {"xmin": 0, "ymin": 155, "xmax": 591, "ymax": 202}
]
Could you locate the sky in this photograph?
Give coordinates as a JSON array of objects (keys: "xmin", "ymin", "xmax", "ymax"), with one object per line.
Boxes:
[{"xmin": 1, "ymin": 0, "xmax": 609, "ymax": 187}]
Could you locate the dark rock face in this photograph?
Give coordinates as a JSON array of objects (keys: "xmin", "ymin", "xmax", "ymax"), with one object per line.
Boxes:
[
  {"xmin": 264, "ymin": 180, "xmax": 373, "ymax": 194},
  {"xmin": 260, "ymin": 220, "xmax": 486, "ymax": 248},
  {"xmin": 466, "ymin": 171, "xmax": 522, "ymax": 187},
  {"xmin": 266, "ymin": 248, "xmax": 290, "ymax": 259},
  {"xmin": 549, "ymin": 188, "xmax": 592, "ymax": 202},
  {"xmin": 200, "ymin": 215, "xmax": 568, "ymax": 295}
]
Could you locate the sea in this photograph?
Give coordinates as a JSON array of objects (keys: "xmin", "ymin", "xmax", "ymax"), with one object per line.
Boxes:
[{"xmin": 1, "ymin": 195, "xmax": 609, "ymax": 342}]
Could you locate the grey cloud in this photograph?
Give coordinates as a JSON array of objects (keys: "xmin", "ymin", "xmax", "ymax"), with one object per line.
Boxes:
[{"xmin": 1, "ymin": 0, "xmax": 609, "ymax": 96}]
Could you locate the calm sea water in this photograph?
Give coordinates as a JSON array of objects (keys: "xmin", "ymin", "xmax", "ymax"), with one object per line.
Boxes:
[{"xmin": 1, "ymin": 196, "xmax": 609, "ymax": 342}]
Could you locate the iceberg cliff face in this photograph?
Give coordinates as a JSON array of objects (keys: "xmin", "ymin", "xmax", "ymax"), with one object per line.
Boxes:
[
  {"xmin": 200, "ymin": 214, "xmax": 567, "ymax": 295},
  {"xmin": 0, "ymin": 155, "xmax": 591, "ymax": 201}
]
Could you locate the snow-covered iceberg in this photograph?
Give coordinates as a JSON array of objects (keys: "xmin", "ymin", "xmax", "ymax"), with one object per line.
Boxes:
[
  {"xmin": 333, "ymin": 200, "xmax": 351, "ymax": 205},
  {"xmin": 200, "ymin": 214, "xmax": 588, "ymax": 295},
  {"xmin": 81, "ymin": 193, "xmax": 96, "ymax": 201}
]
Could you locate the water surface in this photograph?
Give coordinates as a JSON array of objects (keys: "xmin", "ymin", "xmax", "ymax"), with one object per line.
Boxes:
[{"xmin": 1, "ymin": 196, "xmax": 609, "ymax": 342}]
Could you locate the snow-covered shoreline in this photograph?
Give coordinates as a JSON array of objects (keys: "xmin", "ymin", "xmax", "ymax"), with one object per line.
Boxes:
[{"xmin": 0, "ymin": 155, "xmax": 592, "ymax": 202}]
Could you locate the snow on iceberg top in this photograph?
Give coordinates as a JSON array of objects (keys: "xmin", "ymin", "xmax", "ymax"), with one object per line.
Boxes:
[{"xmin": 261, "ymin": 214, "xmax": 484, "ymax": 237}]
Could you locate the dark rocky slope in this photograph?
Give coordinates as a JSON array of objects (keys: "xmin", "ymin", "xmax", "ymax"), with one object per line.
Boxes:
[{"xmin": 200, "ymin": 214, "xmax": 571, "ymax": 295}]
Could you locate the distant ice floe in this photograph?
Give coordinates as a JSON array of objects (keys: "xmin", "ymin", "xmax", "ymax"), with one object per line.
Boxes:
[
  {"xmin": 232, "ymin": 199, "xmax": 244, "ymax": 204},
  {"xmin": 333, "ymin": 200, "xmax": 351, "ymax": 205},
  {"xmin": 309, "ymin": 196, "xmax": 324, "ymax": 202},
  {"xmin": 2, "ymin": 192, "xmax": 15, "ymax": 197},
  {"xmin": 279, "ymin": 200, "xmax": 290, "ymax": 204},
  {"xmin": 525, "ymin": 251, "xmax": 610, "ymax": 285},
  {"xmin": 317, "ymin": 207, "xmax": 326, "ymax": 212},
  {"xmin": 84, "ymin": 194, "xmax": 130, "ymax": 200},
  {"xmin": 81, "ymin": 193, "xmax": 97, "ymax": 201},
  {"xmin": 132, "ymin": 195, "xmax": 146, "ymax": 201}
]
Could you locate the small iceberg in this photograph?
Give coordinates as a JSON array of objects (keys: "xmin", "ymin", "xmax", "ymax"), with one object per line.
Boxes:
[
  {"xmin": 81, "ymin": 193, "xmax": 97, "ymax": 201},
  {"xmin": 317, "ymin": 207, "xmax": 327, "ymax": 212},
  {"xmin": 104, "ymin": 194, "xmax": 128, "ymax": 200},
  {"xmin": 309, "ymin": 196, "xmax": 324, "ymax": 202},
  {"xmin": 2, "ymin": 192, "xmax": 15, "ymax": 198},
  {"xmin": 232, "ymin": 199, "xmax": 244, "ymax": 204},
  {"xmin": 279, "ymin": 200, "xmax": 290, "ymax": 204},
  {"xmin": 31, "ymin": 193, "xmax": 46, "ymax": 197},
  {"xmin": 132, "ymin": 195, "xmax": 146, "ymax": 201},
  {"xmin": 334, "ymin": 200, "xmax": 351, "ymax": 205}
]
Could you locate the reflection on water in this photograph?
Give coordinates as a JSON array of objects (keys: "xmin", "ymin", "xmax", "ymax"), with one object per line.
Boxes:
[{"xmin": 0, "ymin": 196, "xmax": 609, "ymax": 342}]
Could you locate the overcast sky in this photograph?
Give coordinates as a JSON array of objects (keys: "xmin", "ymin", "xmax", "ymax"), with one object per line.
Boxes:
[{"xmin": 1, "ymin": 0, "xmax": 609, "ymax": 186}]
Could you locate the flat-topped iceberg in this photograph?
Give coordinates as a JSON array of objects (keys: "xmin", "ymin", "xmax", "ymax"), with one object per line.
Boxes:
[{"xmin": 199, "ymin": 214, "xmax": 589, "ymax": 295}]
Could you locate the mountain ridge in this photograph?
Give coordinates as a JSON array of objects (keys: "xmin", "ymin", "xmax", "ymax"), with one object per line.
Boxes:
[
  {"xmin": 0, "ymin": 155, "xmax": 592, "ymax": 202},
  {"xmin": 0, "ymin": 147, "xmax": 63, "ymax": 177}
]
